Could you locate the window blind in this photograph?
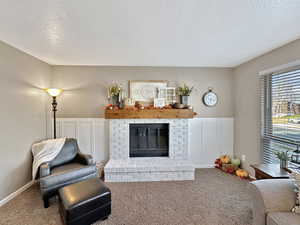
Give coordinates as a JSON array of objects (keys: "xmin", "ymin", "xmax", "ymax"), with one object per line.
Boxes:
[{"xmin": 261, "ymin": 68, "xmax": 300, "ymax": 163}]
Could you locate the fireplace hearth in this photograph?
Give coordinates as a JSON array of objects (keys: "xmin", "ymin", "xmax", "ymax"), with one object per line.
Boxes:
[
  {"xmin": 129, "ymin": 123, "xmax": 169, "ymax": 157},
  {"xmin": 105, "ymin": 118, "xmax": 195, "ymax": 182}
]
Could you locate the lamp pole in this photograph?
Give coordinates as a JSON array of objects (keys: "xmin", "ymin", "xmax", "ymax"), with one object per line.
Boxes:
[
  {"xmin": 45, "ymin": 88, "xmax": 63, "ymax": 139},
  {"xmin": 52, "ymin": 96, "xmax": 58, "ymax": 139}
]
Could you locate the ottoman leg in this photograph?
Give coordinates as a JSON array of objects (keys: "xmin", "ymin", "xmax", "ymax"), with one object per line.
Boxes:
[{"xmin": 43, "ymin": 197, "xmax": 50, "ymax": 208}]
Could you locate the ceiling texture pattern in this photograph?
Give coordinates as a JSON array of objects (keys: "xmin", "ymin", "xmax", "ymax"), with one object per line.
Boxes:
[{"xmin": 0, "ymin": 0, "xmax": 300, "ymax": 67}]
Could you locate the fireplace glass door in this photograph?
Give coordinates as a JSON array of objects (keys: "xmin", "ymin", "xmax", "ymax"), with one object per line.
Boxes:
[{"xmin": 129, "ymin": 123, "xmax": 169, "ymax": 157}]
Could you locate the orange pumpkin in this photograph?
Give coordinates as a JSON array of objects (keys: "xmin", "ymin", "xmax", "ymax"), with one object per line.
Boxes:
[
  {"xmin": 220, "ymin": 155, "xmax": 231, "ymax": 164},
  {"xmin": 236, "ymin": 169, "xmax": 249, "ymax": 178}
]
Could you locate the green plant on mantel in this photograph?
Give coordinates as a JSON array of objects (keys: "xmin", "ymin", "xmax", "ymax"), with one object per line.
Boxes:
[
  {"xmin": 274, "ymin": 150, "xmax": 290, "ymax": 161},
  {"xmin": 108, "ymin": 84, "xmax": 122, "ymax": 98},
  {"xmin": 177, "ymin": 84, "xmax": 193, "ymax": 96}
]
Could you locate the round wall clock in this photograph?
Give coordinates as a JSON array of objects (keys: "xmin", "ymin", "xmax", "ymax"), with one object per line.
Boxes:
[{"xmin": 202, "ymin": 89, "xmax": 218, "ymax": 107}]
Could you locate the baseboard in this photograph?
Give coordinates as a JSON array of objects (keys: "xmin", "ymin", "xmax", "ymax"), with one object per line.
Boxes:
[
  {"xmin": 0, "ymin": 180, "xmax": 35, "ymax": 207},
  {"xmin": 194, "ymin": 164, "xmax": 215, "ymax": 168}
]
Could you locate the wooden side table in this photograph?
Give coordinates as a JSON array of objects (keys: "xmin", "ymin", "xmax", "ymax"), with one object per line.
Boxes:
[{"xmin": 251, "ymin": 164, "xmax": 291, "ymax": 180}]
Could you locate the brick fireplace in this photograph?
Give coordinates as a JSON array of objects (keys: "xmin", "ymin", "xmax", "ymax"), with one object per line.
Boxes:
[{"xmin": 104, "ymin": 119, "xmax": 195, "ymax": 182}]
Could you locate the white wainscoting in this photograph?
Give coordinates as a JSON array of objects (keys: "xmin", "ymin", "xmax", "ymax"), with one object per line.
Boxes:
[
  {"xmin": 55, "ymin": 117, "xmax": 233, "ymax": 167},
  {"xmin": 56, "ymin": 118, "xmax": 109, "ymax": 163},
  {"xmin": 189, "ymin": 118, "xmax": 234, "ymax": 168}
]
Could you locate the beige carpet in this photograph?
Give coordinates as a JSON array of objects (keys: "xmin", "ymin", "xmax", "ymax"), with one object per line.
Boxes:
[{"xmin": 0, "ymin": 169, "xmax": 253, "ymax": 225}]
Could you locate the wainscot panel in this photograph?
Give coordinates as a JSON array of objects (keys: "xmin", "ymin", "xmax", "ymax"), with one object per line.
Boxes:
[{"xmin": 55, "ymin": 118, "xmax": 233, "ymax": 167}]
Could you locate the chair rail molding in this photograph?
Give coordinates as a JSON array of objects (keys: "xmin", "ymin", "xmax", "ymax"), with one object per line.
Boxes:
[{"xmin": 54, "ymin": 117, "xmax": 234, "ymax": 167}]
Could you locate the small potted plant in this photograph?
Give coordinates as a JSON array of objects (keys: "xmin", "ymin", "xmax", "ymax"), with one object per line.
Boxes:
[
  {"xmin": 108, "ymin": 84, "xmax": 122, "ymax": 106},
  {"xmin": 177, "ymin": 84, "xmax": 193, "ymax": 105},
  {"xmin": 274, "ymin": 150, "xmax": 290, "ymax": 169}
]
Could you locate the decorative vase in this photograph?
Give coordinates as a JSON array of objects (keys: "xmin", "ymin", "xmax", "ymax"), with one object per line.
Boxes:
[
  {"xmin": 112, "ymin": 94, "xmax": 120, "ymax": 106},
  {"xmin": 280, "ymin": 159, "xmax": 288, "ymax": 169},
  {"xmin": 291, "ymin": 149, "xmax": 300, "ymax": 164},
  {"xmin": 180, "ymin": 95, "xmax": 189, "ymax": 105}
]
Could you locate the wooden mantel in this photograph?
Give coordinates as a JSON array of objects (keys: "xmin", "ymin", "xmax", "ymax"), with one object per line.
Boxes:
[{"xmin": 105, "ymin": 108, "xmax": 196, "ymax": 119}]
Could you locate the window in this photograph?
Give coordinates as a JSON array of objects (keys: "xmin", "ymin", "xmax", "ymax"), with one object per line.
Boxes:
[{"xmin": 261, "ymin": 68, "xmax": 300, "ymax": 163}]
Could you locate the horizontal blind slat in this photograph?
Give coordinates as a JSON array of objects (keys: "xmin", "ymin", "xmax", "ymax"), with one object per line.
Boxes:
[{"xmin": 262, "ymin": 69, "xmax": 300, "ymax": 164}]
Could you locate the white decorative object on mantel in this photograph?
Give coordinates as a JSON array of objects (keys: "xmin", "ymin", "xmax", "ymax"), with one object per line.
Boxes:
[
  {"xmin": 153, "ymin": 98, "xmax": 166, "ymax": 108},
  {"xmin": 158, "ymin": 87, "xmax": 176, "ymax": 105},
  {"xmin": 105, "ymin": 118, "xmax": 194, "ymax": 182},
  {"xmin": 124, "ymin": 98, "xmax": 135, "ymax": 106}
]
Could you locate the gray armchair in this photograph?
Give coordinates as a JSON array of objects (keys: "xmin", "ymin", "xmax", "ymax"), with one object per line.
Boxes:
[
  {"xmin": 39, "ymin": 138, "xmax": 98, "ymax": 208},
  {"xmin": 249, "ymin": 179, "xmax": 300, "ymax": 225}
]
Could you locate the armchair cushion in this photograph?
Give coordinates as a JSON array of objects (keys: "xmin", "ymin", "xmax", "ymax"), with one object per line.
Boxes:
[
  {"xmin": 267, "ymin": 212, "xmax": 300, "ymax": 225},
  {"xmin": 40, "ymin": 163, "xmax": 97, "ymax": 189}
]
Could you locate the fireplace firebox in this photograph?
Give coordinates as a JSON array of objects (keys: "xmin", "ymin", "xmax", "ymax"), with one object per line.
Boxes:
[{"xmin": 129, "ymin": 123, "xmax": 169, "ymax": 157}]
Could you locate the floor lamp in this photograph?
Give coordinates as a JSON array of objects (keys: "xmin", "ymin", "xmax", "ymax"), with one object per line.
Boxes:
[{"xmin": 45, "ymin": 88, "xmax": 63, "ymax": 139}]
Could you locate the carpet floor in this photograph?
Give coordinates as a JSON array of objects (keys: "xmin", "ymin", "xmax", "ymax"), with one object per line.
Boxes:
[{"xmin": 0, "ymin": 169, "xmax": 253, "ymax": 225}]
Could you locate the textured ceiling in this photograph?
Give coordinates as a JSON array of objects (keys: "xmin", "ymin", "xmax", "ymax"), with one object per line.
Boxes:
[{"xmin": 0, "ymin": 0, "xmax": 300, "ymax": 67}]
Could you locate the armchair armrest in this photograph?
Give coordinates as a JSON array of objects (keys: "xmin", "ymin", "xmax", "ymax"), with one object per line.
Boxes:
[
  {"xmin": 75, "ymin": 152, "xmax": 95, "ymax": 165},
  {"xmin": 39, "ymin": 163, "xmax": 50, "ymax": 178},
  {"xmin": 249, "ymin": 179, "xmax": 296, "ymax": 225}
]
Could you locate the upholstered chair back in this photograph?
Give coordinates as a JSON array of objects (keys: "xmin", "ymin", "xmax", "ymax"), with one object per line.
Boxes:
[{"xmin": 50, "ymin": 138, "xmax": 78, "ymax": 168}]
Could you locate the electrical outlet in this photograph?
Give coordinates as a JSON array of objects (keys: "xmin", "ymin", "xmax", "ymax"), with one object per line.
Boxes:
[{"xmin": 241, "ymin": 155, "xmax": 246, "ymax": 161}]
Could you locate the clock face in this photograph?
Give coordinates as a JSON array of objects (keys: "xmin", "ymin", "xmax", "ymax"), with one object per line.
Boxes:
[{"xmin": 203, "ymin": 91, "xmax": 218, "ymax": 106}]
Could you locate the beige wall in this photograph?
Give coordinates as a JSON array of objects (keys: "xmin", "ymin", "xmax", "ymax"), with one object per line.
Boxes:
[
  {"xmin": 0, "ymin": 41, "xmax": 51, "ymax": 200},
  {"xmin": 52, "ymin": 66, "xmax": 234, "ymax": 118},
  {"xmin": 1, "ymin": 32, "xmax": 299, "ymax": 201},
  {"xmin": 233, "ymin": 38, "xmax": 300, "ymax": 175}
]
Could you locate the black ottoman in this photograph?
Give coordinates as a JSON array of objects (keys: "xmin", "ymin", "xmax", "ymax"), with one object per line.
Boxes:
[{"xmin": 59, "ymin": 178, "xmax": 111, "ymax": 225}]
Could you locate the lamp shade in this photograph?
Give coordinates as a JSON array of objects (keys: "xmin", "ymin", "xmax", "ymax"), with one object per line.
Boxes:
[{"xmin": 45, "ymin": 88, "xmax": 63, "ymax": 97}]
